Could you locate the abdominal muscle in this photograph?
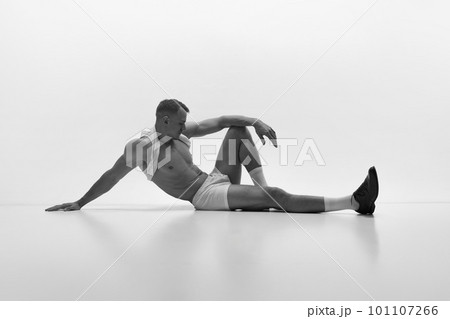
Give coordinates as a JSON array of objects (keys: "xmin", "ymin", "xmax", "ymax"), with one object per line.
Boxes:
[{"xmin": 150, "ymin": 139, "xmax": 209, "ymax": 202}]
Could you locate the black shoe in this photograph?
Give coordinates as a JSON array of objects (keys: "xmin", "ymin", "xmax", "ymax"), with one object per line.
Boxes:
[{"xmin": 353, "ymin": 166, "xmax": 379, "ymax": 215}]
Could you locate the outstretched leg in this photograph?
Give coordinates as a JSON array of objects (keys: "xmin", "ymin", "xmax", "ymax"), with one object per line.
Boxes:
[
  {"xmin": 227, "ymin": 184, "xmax": 359, "ymax": 213},
  {"xmin": 215, "ymin": 126, "xmax": 267, "ymax": 186},
  {"xmin": 226, "ymin": 167, "xmax": 379, "ymax": 214}
]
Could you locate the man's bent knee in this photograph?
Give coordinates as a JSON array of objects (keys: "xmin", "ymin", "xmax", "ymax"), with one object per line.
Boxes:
[{"xmin": 227, "ymin": 126, "xmax": 251, "ymax": 137}]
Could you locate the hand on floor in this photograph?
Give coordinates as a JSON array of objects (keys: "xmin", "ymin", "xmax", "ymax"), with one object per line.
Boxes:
[{"xmin": 45, "ymin": 202, "xmax": 81, "ymax": 212}]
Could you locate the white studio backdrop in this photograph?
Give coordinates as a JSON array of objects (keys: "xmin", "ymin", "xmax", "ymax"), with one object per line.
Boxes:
[{"xmin": 1, "ymin": 0, "xmax": 449, "ymax": 205}]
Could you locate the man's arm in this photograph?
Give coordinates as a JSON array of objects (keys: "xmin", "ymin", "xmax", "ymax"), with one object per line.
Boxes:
[
  {"xmin": 184, "ymin": 115, "xmax": 278, "ymax": 147},
  {"xmin": 75, "ymin": 153, "xmax": 133, "ymax": 208},
  {"xmin": 45, "ymin": 139, "xmax": 141, "ymax": 211}
]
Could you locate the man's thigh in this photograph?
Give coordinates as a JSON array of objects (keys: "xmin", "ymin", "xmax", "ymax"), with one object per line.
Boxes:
[
  {"xmin": 215, "ymin": 129, "xmax": 242, "ymax": 184},
  {"xmin": 227, "ymin": 184, "xmax": 280, "ymax": 210}
]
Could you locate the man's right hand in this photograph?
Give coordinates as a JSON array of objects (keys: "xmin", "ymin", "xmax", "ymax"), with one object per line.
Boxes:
[{"xmin": 45, "ymin": 202, "xmax": 81, "ymax": 212}]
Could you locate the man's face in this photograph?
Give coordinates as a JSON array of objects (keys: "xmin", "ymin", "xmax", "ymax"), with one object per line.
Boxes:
[{"xmin": 166, "ymin": 109, "xmax": 187, "ymax": 138}]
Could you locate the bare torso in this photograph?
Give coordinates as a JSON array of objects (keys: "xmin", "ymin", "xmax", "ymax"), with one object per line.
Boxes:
[{"xmin": 141, "ymin": 137, "xmax": 208, "ymax": 202}]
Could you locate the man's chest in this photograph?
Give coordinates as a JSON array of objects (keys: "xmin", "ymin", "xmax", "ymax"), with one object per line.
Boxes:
[{"xmin": 156, "ymin": 140, "xmax": 193, "ymax": 169}]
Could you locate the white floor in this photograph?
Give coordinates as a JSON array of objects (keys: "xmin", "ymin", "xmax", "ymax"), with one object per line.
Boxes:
[{"xmin": 0, "ymin": 203, "xmax": 449, "ymax": 300}]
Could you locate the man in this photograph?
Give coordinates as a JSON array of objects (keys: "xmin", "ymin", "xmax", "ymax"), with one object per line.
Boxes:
[{"xmin": 46, "ymin": 99, "xmax": 378, "ymax": 214}]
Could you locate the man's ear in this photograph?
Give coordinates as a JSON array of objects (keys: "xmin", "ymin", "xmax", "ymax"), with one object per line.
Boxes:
[{"xmin": 163, "ymin": 115, "xmax": 169, "ymax": 124}]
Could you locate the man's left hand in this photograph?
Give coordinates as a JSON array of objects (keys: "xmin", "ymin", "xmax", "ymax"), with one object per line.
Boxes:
[{"xmin": 254, "ymin": 120, "xmax": 278, "ymax": 148}]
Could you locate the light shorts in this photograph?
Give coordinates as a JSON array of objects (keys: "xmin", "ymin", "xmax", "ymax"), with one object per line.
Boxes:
[{"xmin": 191, "ymin": 167, "xmax": 231, "ymax": 211}]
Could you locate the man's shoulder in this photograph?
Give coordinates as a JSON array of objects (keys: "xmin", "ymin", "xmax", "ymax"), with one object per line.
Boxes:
[
  {"xmin": 124, "ymin": 137, "xmax": 154, "ymax": 158},
  {"xmin": 178, "ymin": 134, "xmax": 191, "ymax": 147},
  {"xmin": 124, "ymin": 137, "xmax": 151, "ymax": 170}
]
